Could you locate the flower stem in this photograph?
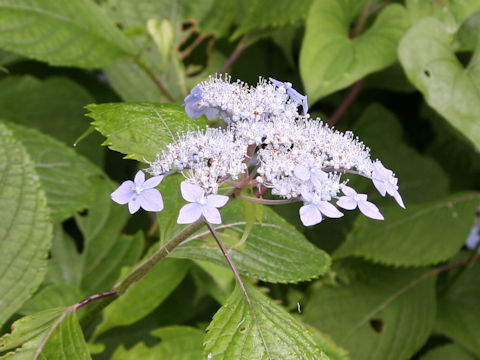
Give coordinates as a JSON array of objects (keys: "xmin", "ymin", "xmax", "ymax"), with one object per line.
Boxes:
[
  {"xmin": 132, "ymin": 57, "xmax": 176, "ymax": 102},
  {"xmin": 237, "ymin": 194, "xmax": 299, "ymax": 205},
  {"xmin": 219, "ymin": 37, "xmax": 248, "ymax": 74}
]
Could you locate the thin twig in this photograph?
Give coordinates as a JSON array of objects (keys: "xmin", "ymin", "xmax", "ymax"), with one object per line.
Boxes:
[
  {"xmin": 219, "ymin": 40, "xmax": 247, "ymax": 74},
  {"xmin": 328, "ymin": 79, "xmax": 364, "ymax": 127},
  {"xmin": 204, "ymin": 219, "xmax": 270, "ymax": 357},
  {"xmin": 237, "ymin": 194, "xmax": 299, "ymax": 205},
  {"xmin": 351, "ymin": 0, "xmax": 371, "ymax": 38},
  {"xmin": 132, "ymin": 58, "xmax": 176, "ymax": 102}
]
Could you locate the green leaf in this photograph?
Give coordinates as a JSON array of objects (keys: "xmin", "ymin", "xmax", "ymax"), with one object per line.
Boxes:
[
  {"xmin": 0, "ymin": 308, "xmax": 91, "ymax": 359},
  {"xmin": 406, "ymin": 0, "xmax": 480, "ymax": 34},
  {"xmin": 75, "ymin": 178, "xmax": 143, "ymax": 295},
  {"xmin": 172, "ymin": 200, "xmax": 331, "ymax": 283},
  {"xmin": 87, "ymin": 102, "xmax": 206, "ymax": 162},
  {"xmin": 398, "ymin": 18, "xmax": 480, "ymax": 150},
  {"xmin": 111, "ymin": 326, "xmax": 204, "ymax": 360},
  {"xmin": 0, "ymin": 0, "xmax": 134, "ymax": 68},
  {"xmin": 0, "ymin": 122, "xmax": 52, "ymax": 327},
  {"xmin": 303, "ymin": 261, "xmax": 436, "ymax": 360},
  {"xmin": 304, "ymin": 323, "xmax": 350, "ymax": 360},
  {"xmin": 436, "ymin": 256, "xmax": 480, "ymax": 356},
  {"xmin": 335, "ymin": 193, "xmax": 480, "ymax": 266},
  {"xmin": 0, "ymin": 76, "xmax": 104, "ymax": 166},
  {"xmin": 420, "ymin": 343, "xmax": 476, "ymax": 360},
  {"xmin": 454, "ymin": 10, "xmax": 480, "ymax": 51},
  {"xmin": 19, "ymin": 283, "xmax": 83, "ymax": 316},
  {"xmin": 6, "ymin": 122, "xmax": 104, "ymax": 222},
  {"xmin": 93, "ymin": 259, "xmax": 190, "ymax": 337},
  {"xmin": 45, "ymin": 224, "xmax": 82, "ymax": 287},
  {"xmin": 204, "ymin": 282, "xmax": 327, "ymax": 359},
  {"xmin": 232, "ymin": 0, "xmax": 313, "ymax": 39},
  {"xmin": 300, "ymin": 1, "xmax": 409, "ymax": 103}
]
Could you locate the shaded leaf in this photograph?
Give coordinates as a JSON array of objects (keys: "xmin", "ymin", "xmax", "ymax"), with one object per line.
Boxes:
[
  {"xmin": 0, "ymin": 0, "xmax": 134, "ymax": 68},
  {"xmin": 87, "ymin": 102, "xmax": 206, "ymax": 162},
  {"xmin": 93, "ymin": 259, "xmax": 190, "ymax": 337},
  {"xmin": 111, "ymin": 326, "xmax": 204, "ymax": 360},
  {"xmin": 454, "ymin": 10, "xmax": 480, "ymax": 51},
  {"xmin": 0, "ymin": 308, "xmax": 91, "ymax": 359},
  {"xmin": 436, "ymin": 256, "xmax": 480, "ymax": 356},
  {"xmin": 303, "ymin": 261, "xmax": 436, "ymax": 360},
  {"xmin": 399, "ymin": 18, "xmax": 480, "ymax": 150},
  {"xmin": 19, "ymin": 284, "xmax": 83, "ymax": 316},
  {"xmin": 0, "ymin": 76, "xmax": 104, "ymax": 165},
  {"xmin": 335, "ymin": 193, "xmax": 480, "ymax": 266},
  {"xmin": 300, "ymin": 1, "xmax": 409, "ymax": 103},
  {"xmin": 6, "ymin": 122, "xmax": 104, "ymax": 222},
  {"xmin": 420, "ymin": 343, "xmax": 476, "ymax": 360},
  {"xmin": 205, "ymin": 282, "xmax": 327, "ymax": 359},
  {"xmin": 304, "ymin": 323, "xmax": 350, "ymax": 360},
  {"xmin": 172, "ymin": 200, "xmax": 331, "ymax": 283},
  {"xmin": 0, "ymin": 122, "xmax": 52, "ymax": 327}
]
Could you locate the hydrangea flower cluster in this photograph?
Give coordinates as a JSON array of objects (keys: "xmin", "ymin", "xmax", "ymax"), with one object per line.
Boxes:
[{"xmin": 112, "ymin": 74, "xmax": 405, "ymax": 226}]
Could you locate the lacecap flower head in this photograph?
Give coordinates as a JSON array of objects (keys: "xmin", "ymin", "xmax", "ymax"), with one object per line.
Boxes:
[{"xmin": 112, "ymin": 74, "xmax": 405, "ymax": 226}]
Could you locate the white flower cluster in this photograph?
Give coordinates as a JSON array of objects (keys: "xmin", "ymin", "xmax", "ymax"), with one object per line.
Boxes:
[{"xmin": 131, "ymin": 75, "xmax": 405, "ymax": 226}]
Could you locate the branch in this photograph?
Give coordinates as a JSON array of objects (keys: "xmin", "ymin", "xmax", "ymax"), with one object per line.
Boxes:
[
  {"xmin": 132, "ymin": 58, "xmax": 176, "ymax": 102},
  {"xmin": 328, "ymin": 79, "xmax": 364, "ymax": 127},
  {"xmin": 219, "ymin": 38, "xmax": 248, "ymax": 74}
]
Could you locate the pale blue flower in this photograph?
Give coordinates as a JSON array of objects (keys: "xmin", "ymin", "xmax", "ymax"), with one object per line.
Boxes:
[
  {"xmin": 294, "ymin": 165, "xmax": 328, "ymax": 189},
  {"xmin": 177, "ymin": 181, "xmax": 229, "ymax": 224},
  {"xmin": 299, "ymin": 189, "xmax": 343, "ymax": 226},
  {"xmin": 111, "ymin": 171, "xmax": 164, "ymax": 214},
  {"xmin": 371, "ymin": 160, "xmax": 405, "ymax": 208},
  {"xmin": 184, "ymin": 84, "xmax": 219, "ymax": 120},
  {"xmin": 337, "ymin": 185, "xmax": 384, "ymax": 220},
  {"xmin": 269, "ymin": 77, "xmax": 309, "ymax": 114}
]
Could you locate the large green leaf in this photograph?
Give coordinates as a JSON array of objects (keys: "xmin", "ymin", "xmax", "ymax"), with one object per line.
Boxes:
[
  {"xmin": 399, "ymin": 18, "xmax": 480, "ymax": 150},
  {"xmin": 0, "ymin": 0, "xmax": 134, "ymax": 68},
  {"xmin": 406, "ymin": 0, "xmax": 480, "ymax": 34},
  {"xmin": 303, "ymin": 261, "xmax": 436, "ymax": 360},
  {"xmin": 435, "ymin": 256, "xmax": 480, "ymax": 356},
  {"xmin": 0, "ymin": 76, "xmax": 103, "ymax": 165},
  {"xmin": 300, "ymin": 0, "xmax": 409, "ymax": 103},
  {"xmin": 420, "ymin": 344, "xmax": 476, "ymax": 360},
  {"xmin": 111, "ymin": 326, "xmax": 204, "ymax": 360},
  {"xmin": 0, "ymin": 308, "xmax": 91, "ymax": 359},
  {"xmin": 87, "ymin": 102, "xmax": 205, "ymax": 162},
  {"xmin": 335, "ymin": 193, "xmax": 480, "ymax": 266},
  {"xmin": 172, "ymin": 200, "xmax": 331, "ymax": 283},
  {"xmin": 75, "ymin": 178, "xmax": 143, "ymax": 295},
  {"xmin": 454, "ymin": 10, "xmax": 480, "ymax": 51},
  {"xmin": 205, "ymin": 282, "xmax": 327, "ymax": 359},
  {"xmin": 304, "ymin": 324, "xmax": 350, "ymax": 360},
  {"xmin": 93, "ymin": 259, "xmax": 190, "ymax": 337},
  {"xmin": 0, "ymin": 122, "xmax": 52, "ymax": 327},
  {"xmin": 19, "ymin": 283, "xmax": 83, "ymax": 316},
  {"xmin": 232, "ymin": 0, "xmax": 313, "ymax": 39},
  {"xmin": 6, "ymin": 122, "xmax": 104, "ymax": 222}
]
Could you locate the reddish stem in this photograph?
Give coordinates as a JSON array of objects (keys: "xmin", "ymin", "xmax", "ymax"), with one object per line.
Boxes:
[{"xmin": 328, "ymin": 79, "xmax": 364, "ymax": 127}]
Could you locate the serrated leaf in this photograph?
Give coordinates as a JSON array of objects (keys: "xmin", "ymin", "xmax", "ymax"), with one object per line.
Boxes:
[
  {"xmin": 436, "ymin": 256, "xmax": 480, "ymax": 356},
  {"xmin": 93, "ymin": 259, "xmax": 190, "ymax": 337},
  {"xmin": 303, "ymin": 261, "xmax": 436, "ymax": 360},
  {"xmin": 6, "ymin": 122, "xmax": 103, "ymax": 222},
  {"xmin": 232, "ymin": 0, "xmax": 312, "ymax": 39},
  {"xmin": 420, "ymin": 343, "xmax": 476, "ymax": 360},
  {"xmin": 406, "ymin": 0, "xmax": 480, "ymax": 34},
  {"xmin": 335, "ymin": 193, "xmax": 480, "ymax": 266},
  {"xmin": 19, "ymin": 283, "xmax": 83, "ymax": 316},
  {"xmin": 76, "ymin": 178, "xmax": 143, "ymax": 295},
  {"xmin": 0, "ymin": 76, "xmax": 104, "ymax": 165},
  {"xmin": 399, "ymin": 18, "xmax": 480, "ymax": 150},
  {"xmin": 171, "ymin": 200, "xmax": 331, "ymax": 283},
  {"xmin": 0, "ymin": 122, "xmax": 52, "ymax": 327},
  {"xmin": 111, "ymin": 326, "xmax": 204, "ymax": 360},
  {"xmin": 204, "ymin": 282, "xmax": 327, "ymax": 359},
  {"xmin": 0, "ymin": 0, "xmax": 134, "ymax": 68},
  {"xmin": 0, "ymin": 308, "xmax": 91, "ymax": 360},
  {"xmin": 87, "ymin": 102, "xmax": 206, "ymax": 162},
  {"xmin": 303, "ymin": 323, "xmax": 350, "ymax": 360},
  {"xmin": 300, "ymin": 1, "xmax": 409, "ymax": 103}
]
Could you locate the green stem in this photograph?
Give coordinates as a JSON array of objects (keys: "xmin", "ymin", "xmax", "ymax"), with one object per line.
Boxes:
[{"xmin": 132, "ymin": 57, "xmax": 176, "ymax": 102}]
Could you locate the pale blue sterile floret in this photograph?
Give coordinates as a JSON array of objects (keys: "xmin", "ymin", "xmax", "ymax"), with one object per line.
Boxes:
[
  {"xmin": 294, "ymin": 165, "xmax": 328, "ymax": 190},
  {"xmin": 184, "ymin": 84, "xmax": 219, "ymax": 120},
  {"xmin": 337, "ymin": 185, "xmax": 384, "ymax": 220},
  {"xmin": 371, "ymin": 160, "xmax": 405, "ymax": 208},
  {"xmin": 177, "ymin": 181, "xmax": 229, "ymax": 224},
  {"xmin": 111, "ymin": 170, "xmax": 164, "ymax": 214},
  {"xmin": 299, "ymin": 189, "xmax": 344, "ymax": 226},
  {"xmin": 269, "ymin": 77, "xmax": 309, "ymax": 114}
]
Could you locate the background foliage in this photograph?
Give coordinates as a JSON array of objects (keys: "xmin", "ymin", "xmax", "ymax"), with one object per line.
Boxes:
[{"xmin": 0, "ymin": 0, "xmax": 479, "ymax": 359}]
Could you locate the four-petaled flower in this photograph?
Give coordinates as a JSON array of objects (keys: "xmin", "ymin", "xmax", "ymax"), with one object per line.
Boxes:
[
  {"xmin": 371, "ymin": 161, "xmax": 405, "ymax": 208},
  {"xmin": 111, "ymin": 171, "xmax": 164, "ymax": 214},
  {"xmin": 177, "ymin": 181, "xmax": 229, "ymax": 224},
  {"xmin": 269, "ymin": 77, "xmax": 309, "ymax": 114},
  {"xmin": 299, "ymin": 189, "xmax": 343, "ymax": 226},
  {"xmin": 184, "ymin": 84, "xmax": 219, "ymax": 120},
  {"xmin": 337, "ymin": 185, "xmax": 384, "ymax": 220},
  {"xmin": 294, "ymin": 165, "xmax": 328, "ymax": 190}
]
